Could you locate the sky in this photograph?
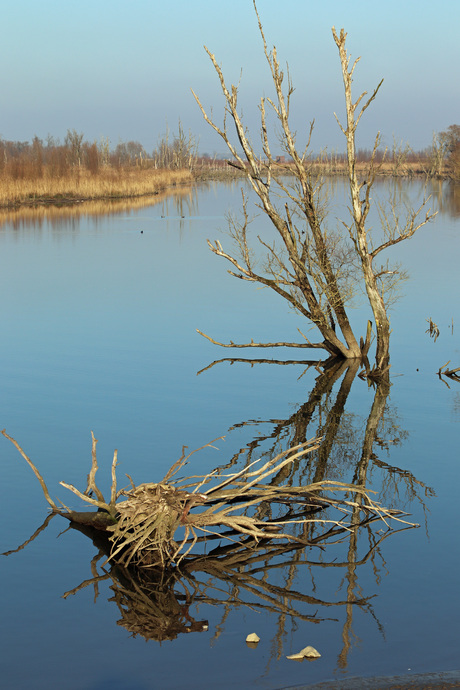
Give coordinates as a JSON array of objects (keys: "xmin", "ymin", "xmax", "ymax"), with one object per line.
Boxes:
[{"xmin": 2, "ymin": 0, "xmax": 459, "ymax": 156}]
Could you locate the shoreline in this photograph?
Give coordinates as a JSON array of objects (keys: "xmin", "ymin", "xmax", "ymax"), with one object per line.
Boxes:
[
  {"xmin": 192, "ymin": 161, "xmax": 455, "ymax": 182},
  {"xmin": 0, "ymin": 164, "xmax": 456, "ymax": 211},
  {"xmin": 0, "ymin": 167, "xmax": 193, "ymax": 210},
  {"xmin": 282, "ymin": 669, "xmax": 460, "ymax": 689}
]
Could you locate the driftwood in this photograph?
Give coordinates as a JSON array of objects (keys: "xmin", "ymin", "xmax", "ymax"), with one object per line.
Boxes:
[
  {"xmin": 196, "ymin": 356, "xmax": 327, "ymax": 376},
  {"xmin": 2, "ymin": 429, "xmax": 416, "ymax": 571},
  {"xmin": 2, "ymin": 420, "xmax": 421, "ymax": 650}
]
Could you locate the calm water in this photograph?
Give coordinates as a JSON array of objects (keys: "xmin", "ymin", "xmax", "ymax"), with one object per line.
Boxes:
[{"xmin": 0, "ymin": 179, "xmax": 459, "ymax": 689}]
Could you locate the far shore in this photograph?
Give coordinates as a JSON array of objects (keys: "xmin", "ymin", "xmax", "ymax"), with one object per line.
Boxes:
[
  {"xmin": 0, "ymin": 168, "xmax": 193, "ymax": 209},
  {"xmin": 0, "ymin": 159, "xmax": 456, "ymax": 210},
  {"xmin": 192, "ymin": 157, "xmax": 455, "ymax": 181}
]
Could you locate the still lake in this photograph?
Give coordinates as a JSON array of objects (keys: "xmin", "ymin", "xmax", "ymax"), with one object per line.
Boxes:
[{"xmin": 0, "ymin": 178, "xmax": 459, "ymax": 689}]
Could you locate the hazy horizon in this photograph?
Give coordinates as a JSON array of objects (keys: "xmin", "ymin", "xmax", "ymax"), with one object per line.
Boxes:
[{"xmin": 3, "ymin": 0, "xmax": 459, "ymax": 156}]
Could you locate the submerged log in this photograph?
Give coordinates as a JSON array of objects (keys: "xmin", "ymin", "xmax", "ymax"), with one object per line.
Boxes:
[{"xmin": 62, "ymin": 510, "xmax": 117, "ymax": 531}]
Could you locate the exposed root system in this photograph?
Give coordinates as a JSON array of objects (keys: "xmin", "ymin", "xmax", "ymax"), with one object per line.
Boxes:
[{"xmin": 2, "ymin": 430, "xmax": 416, "ymax": 570}]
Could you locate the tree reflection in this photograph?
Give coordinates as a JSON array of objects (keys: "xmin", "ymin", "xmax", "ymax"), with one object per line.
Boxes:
[
  {"xmin": 3, "ymin": 358, "xmax": 434, "ymax": 669},
  {"xmin": 59, "ymin": 507, "xmax": 398, "ymax": 646},
  {"xmin": 214, "ymin": 359, "xmax": 431, "ymax": 504},
  {"xmin": 430, "ymin": 178, "xmax": 460, "ymax": 218},
  {"xmin": 194, "ymin": 357, "xmax": 434, "ymax": 666}
]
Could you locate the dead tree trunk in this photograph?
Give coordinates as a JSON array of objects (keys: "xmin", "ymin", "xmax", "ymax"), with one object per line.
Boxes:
[
  {"xmin": 193, "ymin": 2, "xmax": 435, "ymax": 375},
  {"xmin": 332, "ymin": 27, "xmax": 434, "ymax": 372}
]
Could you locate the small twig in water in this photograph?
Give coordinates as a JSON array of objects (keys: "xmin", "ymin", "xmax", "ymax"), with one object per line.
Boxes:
[{"xmin": 426, "ymin": 317, "xmax": 440, "ymax": 341}]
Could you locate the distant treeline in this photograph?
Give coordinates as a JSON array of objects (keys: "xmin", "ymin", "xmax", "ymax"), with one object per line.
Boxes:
[
  {"xmin": 1, "ymin": 123, "xmax": 458, "ymax": 181},
  {"xmin": 0, "ymin": 124, "xmax": 197, "ymax": 208},
  {"xmin": 0, "ymin": 123, "xmax": 198, "ymax": 180},
  {"xmin": 270, "ymin": 125, "xmax": 460, "ymax": 179}
]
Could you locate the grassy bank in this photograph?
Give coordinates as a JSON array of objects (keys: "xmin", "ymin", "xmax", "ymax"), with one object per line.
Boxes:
[
  {"xmin": 0, "ymin": 167, "xmax": 192, "ymax": 208},
  {"xmin": 0, "ymin": 185, "xmax": 195, "ymax": 228}
]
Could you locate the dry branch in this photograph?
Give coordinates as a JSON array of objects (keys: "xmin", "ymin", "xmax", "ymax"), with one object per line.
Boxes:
[
  {"xmin": 1, "ymin": 429, "xmax": 60, "ymax": 511},
  {"xmin": 426, "ymin": 317, "xmax": 440, "ymax": 341},
  {"xmin": 2, "ymin": 430, "xmax": 417, "ymax": 571},
  {"xmin": 197, "ymin": 329, "xmax": 325, "ymax": 349}
]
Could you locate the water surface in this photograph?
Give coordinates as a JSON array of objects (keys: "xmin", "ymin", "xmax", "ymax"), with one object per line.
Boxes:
[{"xmin": 0, "ymin": 179, "xmax": 459, "ymax": 689}]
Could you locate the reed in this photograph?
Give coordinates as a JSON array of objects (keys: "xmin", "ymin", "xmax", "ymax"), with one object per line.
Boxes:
[
  {"xmin": 0, "ymin": 167, "xmax": 192, "ymax": 208},
  {"xmin": 0, "ymin": 185, "xmax": 194, "ymax": 229}
]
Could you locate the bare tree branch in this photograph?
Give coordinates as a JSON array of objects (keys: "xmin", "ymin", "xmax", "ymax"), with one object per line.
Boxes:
[
  {"xmin": 2, "ymin": 429, "xmax": 60, "ymax": 512},
  {"xmin": 196, "ymin": 329, "xmax": 325, "ymax": 349}
]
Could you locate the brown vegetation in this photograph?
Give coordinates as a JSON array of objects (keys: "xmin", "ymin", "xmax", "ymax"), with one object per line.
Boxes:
[
  {"xmin": 0, "ymin": 127, "xmax": 195, "ymax": 208},
  {"xmin": 0, "ymin": 185, "xmax": 194, "ymax": 229},
  {"xmin": 193, "ymin": 137, "xmax": 457, "ymax": 181},
  {"xmin": 0, "ymin": 122, "xmax": 456, "ymax": 209},
  {"xmin": 439, "ymin": 124, "xmax": 460, "ymax": 180},
  {"xmin": 0, "ymin": 167, "xmax": 192, "ymax": 208},
  {"xmin": 267, "ymin": 155, "xmax": 440, "ymax": 178}
]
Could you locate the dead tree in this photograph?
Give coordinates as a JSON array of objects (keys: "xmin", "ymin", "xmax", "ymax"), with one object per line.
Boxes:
[
  {"xmin": 331, "ymin": 28, "xmax": 435, "ymax": 370},
  {"xmin": 192, "ymin": 2, "xmax": 435, "ymax": 375}
]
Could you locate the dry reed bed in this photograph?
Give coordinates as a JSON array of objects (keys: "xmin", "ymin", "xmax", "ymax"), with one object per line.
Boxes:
[
  {"xmin": 275, "ymin": 159, "xmax": 434, "ymax": 177},
  {"xmin": 0, "ymin": 185, "xmax": 194, "ymax": 228},
  {"xmin": 0, "ymin": 168, "xmax": 192, "ymax": 207}
]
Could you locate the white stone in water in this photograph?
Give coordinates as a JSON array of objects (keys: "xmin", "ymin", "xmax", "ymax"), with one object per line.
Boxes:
[
  {"xmin": 286, "ymin": 645, "xmax": 321, "ymax": 660},
  {"xmin": 246, "ymin": 633, "xmax": 260, "ymax": 643}
]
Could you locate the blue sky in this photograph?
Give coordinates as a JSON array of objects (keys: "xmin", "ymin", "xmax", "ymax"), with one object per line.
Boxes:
[{"xmin": 2, "ymin": 0, "xmax": 459, "ymax": 155}]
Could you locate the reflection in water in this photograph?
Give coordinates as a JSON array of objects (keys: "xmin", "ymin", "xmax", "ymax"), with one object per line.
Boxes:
[
  {"xmin": 1, "ymin": 178, "xmax": 450, "ymax": 681},
  {"xmin": 4, "ymin": 361, "xmax": 431, "ymax": 669},
  {"xmin": 0, "ymin": 185, "xmax": 195, "ymax": 230},
  {"xmin": 430, "ymin": 179, "xmax": 460, "ymax": 217},
  {"xmin": 0, "ymin": 176, "xmax": 250, "ymax": 232},
  {"xmin": 61, "ymin": 523, "xmax": 349, "ymax": 643},
  {"xmin": 196, "ymin": 358, "xmax": 433, "ymax": 667},
  {"xmin": 41, "ymin": 504, "xmax": 406, "ymax": 649},
  {"xmin": 1, "ymin": 177, "xmax": 457, "ymax": 244},
  {"xmin": 215, "ymin": 359, "xmax": 432, "ymax": 506},
  {"xmin": 4, "ymin": 177, "xmax": 456, "ymax": 232}
]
